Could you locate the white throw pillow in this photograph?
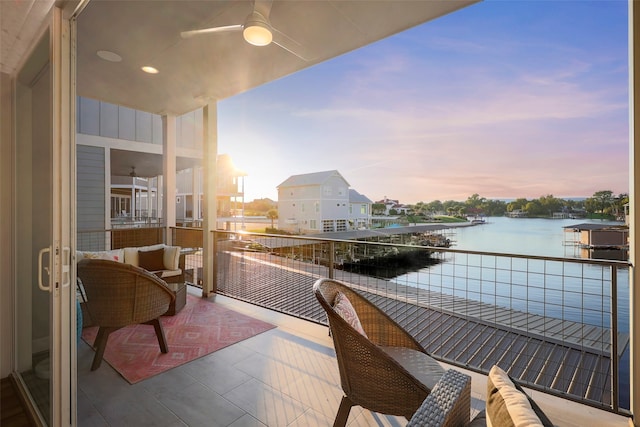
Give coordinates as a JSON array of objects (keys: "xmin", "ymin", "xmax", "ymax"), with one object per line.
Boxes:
[
  {"xmin": 486, "ymin": 365, "xmax": 552, "ymax": 427},
  {"xmin": 78, "ymin": 249, "xmax": 124, "ymax": 262}
]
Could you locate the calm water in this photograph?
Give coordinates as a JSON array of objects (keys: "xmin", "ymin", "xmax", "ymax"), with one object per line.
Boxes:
[
  {"xmin": 394, "ymin": 216, "xmax": 629, "ymax": 331},
  {"xmin": 451, "ymin": 216, "xmax": 621, "ymax": 257}
]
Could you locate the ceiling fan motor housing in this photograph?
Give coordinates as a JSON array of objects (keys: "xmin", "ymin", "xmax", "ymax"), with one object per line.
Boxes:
[{"xmin": 243, "ymin": 11, "xmax": 273, "ymax": 46}]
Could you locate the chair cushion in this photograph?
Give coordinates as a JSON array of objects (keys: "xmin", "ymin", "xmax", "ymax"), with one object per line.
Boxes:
[
  {"xmin": 486, "ymin": 365, "xmax": 553, "ymax": 427},
  {"xmin": 333, "ymin": 291, "xmax": 368, "ymax": 338},
  {"xmin": 138, "ymin": 248, "xmax": 166, "ymax": 271},
  {"xmin": 163, "ymin": 245, "xmax": 181, "ymax": 270},
  {"xmin": 379, "ymin": 346, "xmax": 445, "ymax": 390},
  {"xmin": 157, "ymin": 269, "xmax": 182, "ymax": 278}
]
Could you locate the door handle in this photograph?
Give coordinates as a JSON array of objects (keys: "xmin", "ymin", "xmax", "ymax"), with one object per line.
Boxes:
[
  {"xmin": 38, "ymin": 247, "xmax": 51, "ymax": 292},
  {"xmin": 62, "ymin": 246, "xmax": 71, "ymax": 288}
]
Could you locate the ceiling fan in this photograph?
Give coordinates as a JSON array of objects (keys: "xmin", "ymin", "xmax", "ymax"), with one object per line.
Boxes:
[{"xmin": 180, "ymin": 0, "xmax": 309, "ymax": 61}]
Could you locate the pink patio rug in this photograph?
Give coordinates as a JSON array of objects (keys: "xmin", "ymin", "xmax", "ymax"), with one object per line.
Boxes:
[{"xmin": 81, "ymin": 295, "xmax": 275, "ymax": 384}]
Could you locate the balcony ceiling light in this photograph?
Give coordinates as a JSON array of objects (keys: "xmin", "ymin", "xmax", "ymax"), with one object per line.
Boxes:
[
  {"xmin": 96, "ymin": 50, "xmax": 122, "ymax": 62},
  {"xmin": 141, "ymin": 66, "xmax": 159, "ymax": 74}
]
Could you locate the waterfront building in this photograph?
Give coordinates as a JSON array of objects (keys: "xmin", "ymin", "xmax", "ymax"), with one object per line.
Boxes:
[
  {"xmin": 375, "ymin": 196, "xmax": 413, "ymax": 215},
  {"xmin": 348, "ymin": 189, "xmax": 373, "ymax": 230},
  {"xmin": 507, "ymin": 209, "xmax": 528, "ymax": 218},
  {"xmin": 277, "ymin": 170, "xmax": 373, "ymax": 234},
  {"xmin": 564, "ymin": 222, "xmax": 630, "ymax": 260},
  {"xmin": 76, "ymin": 100, "xmax": 244, "ymax": 228}
]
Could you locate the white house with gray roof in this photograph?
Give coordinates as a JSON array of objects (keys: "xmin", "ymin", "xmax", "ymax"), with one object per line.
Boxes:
[{"xmin": 277, "ymin": 170, "xmax": 372, "ymax": 234}]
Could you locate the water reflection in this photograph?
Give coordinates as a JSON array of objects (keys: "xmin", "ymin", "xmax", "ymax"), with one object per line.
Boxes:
[{"xmin": 393, "ymin": 217, "xmax": 629, "ymax": 332}]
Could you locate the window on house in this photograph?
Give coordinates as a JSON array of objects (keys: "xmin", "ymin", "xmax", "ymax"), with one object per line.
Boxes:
[
  {"xmin": 338, "ymin": 187, "xmax": 345, "ymax": 196},
  {"xmin": 361, "ymin": 204, "xmax": 367, "ymax": 214},
  {"xmin": 323, "ymin": 186, "xmax": 332, "ymax": 196},
  {"xmin": 310, "ymin": 219, "xmax": 317, "ymax": 229},
  {"xmin": 336, "ymin": 220, "xmax": 347, "ymax": 231},
  {"xmin": 349, "ymin": 205, "xmax": 353, "ymax": 214},
  {"xmin": 315, "ymin": 202, "xmax": 320, "ymax": 212},
  {"xmin": 322, "ymin": 220, "xmax": 334, "ymax": 232}
]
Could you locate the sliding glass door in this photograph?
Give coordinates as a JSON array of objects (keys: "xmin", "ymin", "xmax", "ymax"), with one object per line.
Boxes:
[{"xmin": 14, "ymin": 7, "xmax": 74, "ymax": 426}]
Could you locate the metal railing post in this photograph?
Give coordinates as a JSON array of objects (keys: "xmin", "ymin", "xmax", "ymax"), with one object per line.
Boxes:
[
  {"xmin": 611, "ymin": 265, "xmax": 619, "ymax": 412},
  {"xmin": 212, "ymin": 230, "xmax": 218, "ymax": 293},
  {"xmin": 329, "ymin": 241, "xmax": 335, "ymax": 279}
]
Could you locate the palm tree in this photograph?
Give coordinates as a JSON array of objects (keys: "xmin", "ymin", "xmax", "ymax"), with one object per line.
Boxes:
[{"xmin": 267, "ymin": 209, "xmax": 278, "ymax": 229}]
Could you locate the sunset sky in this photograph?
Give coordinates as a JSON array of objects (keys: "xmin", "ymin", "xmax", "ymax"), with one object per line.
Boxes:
[{"xmin": 218, "ymin": 0, "xmax": 629, "ymax": 204}]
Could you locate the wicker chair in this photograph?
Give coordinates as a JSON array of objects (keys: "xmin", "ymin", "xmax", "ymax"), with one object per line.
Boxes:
[
  {"xmin": 77, "ymin": 259, "xmax": 175, "ymax": 371},
  {"xmin": 406, "ymin": 369, "xmax": 475, "ymax": 427},
  {"xmin": 314, "ymin": 278, "xmax": 447, "ymax": 426}
]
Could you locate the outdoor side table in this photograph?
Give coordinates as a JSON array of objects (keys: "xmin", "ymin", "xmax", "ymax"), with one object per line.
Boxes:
[{"xmin": 165, "ymin": 282, "xmax": 187, "ymax": 315}]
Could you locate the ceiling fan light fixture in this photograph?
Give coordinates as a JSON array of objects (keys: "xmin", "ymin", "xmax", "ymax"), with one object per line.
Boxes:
[{"xmin": 243, "ymin": 12, "xmax": 272, "ymax": 46}]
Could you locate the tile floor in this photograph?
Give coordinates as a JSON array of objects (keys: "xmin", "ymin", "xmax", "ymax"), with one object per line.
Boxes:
[{"xmin": 77, "ymin": 287, "xmax": 630, "ymax": 427}]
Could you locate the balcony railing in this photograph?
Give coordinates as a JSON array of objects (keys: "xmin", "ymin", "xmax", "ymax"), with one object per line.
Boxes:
[
  {"xmin": 78, "ymin": 226, "xmax": 165, "ymax": 250},
  {"xmin": 77, "ymin": 226, "xmax": 631, "ymax": 415},
  {"xmin": 209, "ymin": 230, "xmax": 630, "ymax": 415}
]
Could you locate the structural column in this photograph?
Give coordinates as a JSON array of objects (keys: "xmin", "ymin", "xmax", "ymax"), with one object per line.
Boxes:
[
  {"xmin": 162, "ymin": 115, "xmax": 177, "ymax": 244},
  {"xmin": 202, "ymin": 103, "xmax": 218, "ymax": 296},
  {"xmin": 104, "ymin": 147, "xmax": 111, "ymax": 230},
  {"xmin": 147, "ymin": 179, "xmax": 152, "ymax": 219},
  {"xmin": 630, "ymin": 2, "xmax": 639, "ymax": 425},
  {"xmin": 131, "ymin": 181, "xmax": 136, "ymax": 218},
  {"xmin": 192, "ymin": 166, "xmax": 200, "ymax": 222},
  {"xmin": 157, "ymin": 175, "xmax": 163, "ymax": 221}
]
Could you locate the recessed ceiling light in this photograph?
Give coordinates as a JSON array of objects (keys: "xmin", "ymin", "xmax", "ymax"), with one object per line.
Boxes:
[
  {"xmin": 141, "ymin": 66, "xmax": 159, "ymax": 74},
  {"xmin": 96, "ymin": 50, "xmax": 122, "ymax": 62}
]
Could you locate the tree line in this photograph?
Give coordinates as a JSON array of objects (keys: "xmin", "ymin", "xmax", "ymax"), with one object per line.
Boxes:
[
  {"xmin": 241, "ymin": 191, "xmax": 628, "ymax": 222},
  {"xmin": 401, "ymin": 190, "xmax": 628, "ymax": 220}
]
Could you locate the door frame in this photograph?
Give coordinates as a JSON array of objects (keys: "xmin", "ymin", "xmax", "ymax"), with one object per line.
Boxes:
[{"xmin": 10, "ymin": 5, "xmax": 76, "ymax": 426}]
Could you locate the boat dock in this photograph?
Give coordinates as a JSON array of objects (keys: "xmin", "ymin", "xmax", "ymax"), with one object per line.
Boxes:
[{"xmin": 563, "ymin": 223, "xmax": 629, "ymax": 260}]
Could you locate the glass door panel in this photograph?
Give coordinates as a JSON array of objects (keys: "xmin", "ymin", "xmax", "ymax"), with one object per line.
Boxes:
[
  {"xmin": 15, "ymin": 30, "xmax": 54, "ymax": 425},
  {"xmin": 14, "ymin": 7, "xmax": 74, "ymax": 425}
]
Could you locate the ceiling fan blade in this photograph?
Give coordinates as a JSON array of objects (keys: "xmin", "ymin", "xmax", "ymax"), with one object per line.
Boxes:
[
  {"xmin": 180, "ymin": 24, "xmax": 243, "ymax": 39},
  {"xmin": 272, "ymin": 27, "xmax": 311, "ymax": 61}
]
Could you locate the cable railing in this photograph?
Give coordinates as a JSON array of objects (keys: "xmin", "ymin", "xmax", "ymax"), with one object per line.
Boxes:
[{"xmin": 209, "ymin": 229, "xmax": 630, "ymax": 414}]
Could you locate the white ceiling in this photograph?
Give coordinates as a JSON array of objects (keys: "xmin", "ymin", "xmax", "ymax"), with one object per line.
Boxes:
[
  {"xmin": 2, "ymin": 0, "xmax": 478, "ymax": 176},
  {"xmin": 75, "ymin": 0, "xmax": 477, "ymax": 116}
]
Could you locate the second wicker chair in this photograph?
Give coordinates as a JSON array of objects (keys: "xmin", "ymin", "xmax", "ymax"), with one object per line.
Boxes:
[{"xmin": 314, "ymin": 278, "xmax": 447, "ymax": 426}]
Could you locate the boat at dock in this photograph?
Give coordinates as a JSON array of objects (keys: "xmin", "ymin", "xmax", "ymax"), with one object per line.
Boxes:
[{"xmin": 468, "ymin": 215, "xmax": 486, "ymax": 224}]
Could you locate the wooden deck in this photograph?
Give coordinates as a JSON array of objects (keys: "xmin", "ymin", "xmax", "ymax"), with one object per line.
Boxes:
[{"xmin": 215, "ymin": 251, "xmax": 628, "ymax": 407}]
